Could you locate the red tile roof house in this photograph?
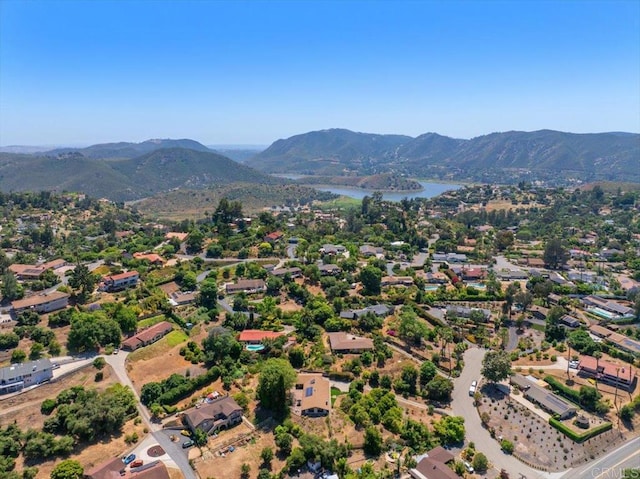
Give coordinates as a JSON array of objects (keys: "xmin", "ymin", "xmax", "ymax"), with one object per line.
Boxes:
[
  {"xmin": 121, "ymin": 321, "xmax": 174, "ymax": 351},
  {"xmin": 577, "ymin": 355, "xmax": 636, "ymax": 391},
  {"xmin": 132, "ymin": 252, "xmax": 166, "ymax": 265},
  {"xmin": 238, "ymin": 329, "xmax": 285, "ymax": 344},
  {"xmin": 99, "ymin": 271, "xmax": 140, "ymax": 292},
  {"xmin": 264, "ymin": 231, "xmax": 284, "ymax": 243}
]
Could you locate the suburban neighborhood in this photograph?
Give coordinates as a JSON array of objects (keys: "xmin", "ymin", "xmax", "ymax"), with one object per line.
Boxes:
[{"xmin": 0, "ymin": 184, "xmax": 639, "ymax": 479}]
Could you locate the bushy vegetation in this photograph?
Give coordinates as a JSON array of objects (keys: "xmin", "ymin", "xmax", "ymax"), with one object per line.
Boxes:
[{"xmin": 548, "ymin": 417, "xmax": 612, "ymax": 443}]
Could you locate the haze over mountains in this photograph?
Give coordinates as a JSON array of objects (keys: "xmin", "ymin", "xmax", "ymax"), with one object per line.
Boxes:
[
  {"xmin": 248, "ymin": 129, "xmax": 640, "ymax": 184},
  {"xmin": 0, "ymin": 129, "xmax": 638, "ymax": 204}
]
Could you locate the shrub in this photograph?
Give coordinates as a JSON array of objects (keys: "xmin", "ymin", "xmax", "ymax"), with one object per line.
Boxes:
[
  {"xmin": 41, "ymin": 398, "xmax": 57, "ymax": 415},
  {"xmin": 500, "ymin": 439, "xmax": 514, "ymax": 454},
  {"xmin": 548, "ymin": 417, "xmax": 612, "ymax": 442}
]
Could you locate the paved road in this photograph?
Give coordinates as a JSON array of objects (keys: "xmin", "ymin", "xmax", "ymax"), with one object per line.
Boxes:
[
  {"xmin": 562, "ymin": 435, "xmax": 640, "ymax": 479},
  {"xmin": 103, "ymin": 352, "xmax": 197, "ymax": 479},
  {"xmin": 451, "ymin": 347, "xmax": 550, "ymax": 479},
  {"xmin": 506, "ymin": 326, "xmax": 519, "ymax": 351}
]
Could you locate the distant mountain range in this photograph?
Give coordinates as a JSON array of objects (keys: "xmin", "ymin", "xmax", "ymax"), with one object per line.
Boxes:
[
  {"xmin": 0, "ymin": 147, "xmax": 281, "ymax": 201},
  {"xmin": 247, "ymin": 129, "xmax": 640, "ymax": 184}
]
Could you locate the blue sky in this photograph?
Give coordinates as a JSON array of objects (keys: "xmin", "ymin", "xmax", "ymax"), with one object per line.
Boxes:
[{"xmin": 1, "ymin": 0, "xmax": 639, "ymax": 146}]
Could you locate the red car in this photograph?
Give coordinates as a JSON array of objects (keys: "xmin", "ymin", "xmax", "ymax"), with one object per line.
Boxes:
[{"xmin": 131, "ymin": 460, "xmax": 143, "ymax": 468}]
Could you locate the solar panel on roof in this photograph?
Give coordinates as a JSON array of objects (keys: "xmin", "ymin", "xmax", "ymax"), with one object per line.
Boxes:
[{"xmin": 305, "ymin": 387, "xmax": 314, "ymax": 397}]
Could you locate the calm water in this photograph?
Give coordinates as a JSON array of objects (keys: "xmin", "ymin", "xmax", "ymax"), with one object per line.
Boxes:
[
  {"xmin": 315, "ymin": 180, "xmax": 461, "ymax": 201},
  {"xmin": 273, "ymin": 174, "xmax": 461, "ymax": 201}
]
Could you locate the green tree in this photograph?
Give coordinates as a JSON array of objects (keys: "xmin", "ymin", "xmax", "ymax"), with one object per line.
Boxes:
[
  {"xmin": 186, "ymin": 229, "xmax": 204, "ymax": 254},
  {"xmin": 11, "ymin": 349, "xmax": 27, "ymax": 363},
  {"xmin": 50, "ymin": 459, "xmax": 83, "ymax": 479},
  {"xmin": 193, "ymin": 428, "xmax": 208, "ymax": 447},
  {"xmin": 110, "ymin": 303, "xmax": 137, "ymax": 333},
  {"xmin": 433, "ymin": 415, "xmax": 465, "ymax": 445},
  {"xmin": 481, "ymin": 350, "xmax": 512, "ymax": 384},
  {"xmin": 363, "ymin": 427, "xmax": 383, "ymax": 456},
  {"xmin": 29, "ymin": 342, "xmax": 45, "ymax": 360},
  {"xmin": 1, "ymin": 271, "xmax": 23, "ymax": 301},
  {"xmin": 257, "ymin": 358, "xmax": 296, "ymax": 415},
  {"xmin": 543, "ymin": 238, "xmax": 569, "ymax": 270},
  {"xmin": 288, "ymin": 347, "xmax": 305, "ymax": 368},
  {"xmin": 425, "ymin": 376, "xmax": 454, "ymax": 401},
  {"xmin": 472, "ymin": 452, "xmax": 489, "ymax": 473},
  {"xmin": 198, "ymin": 277, "xmax": 218, "ymax": 309},
  {"xmin": 68, "ymin": 264, "xmax": 96, "ymax": 303},
  {"xmin": 358, "ymin": 266, "xmax": 382, "ymax": 296},
  {"xmin": 260, "ymin": 446, "xmax": 274, "ymax": 468}
]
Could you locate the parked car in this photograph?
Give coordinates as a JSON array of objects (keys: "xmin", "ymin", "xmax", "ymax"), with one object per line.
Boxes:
[
  {"xmin": 131, "ymin": 460, "xmax": 143, "ymax": 468},
  {"xmin": 182, "ymin": 440, "xmax": 194, "ymax": 449},
  {"xmin": 123, "ymin": 454, "xmax": 136, "ymax": 465},
  {"xmin": 469, "ymin": 380, "xmax": 478, "ymax": 396},
  {"xmin": 463, "ymin": 461, "xmax": 474, "ymax": 473}
]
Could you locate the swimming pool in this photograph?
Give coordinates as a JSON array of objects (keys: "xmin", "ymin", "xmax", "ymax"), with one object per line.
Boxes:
[
  {"xmin": 588, "ymin": 307, "xmax": 616, "ymax": 320},
  {"xmin": 466, "ymin": 282, "xmax": 486, "ymax": 290},
  {"xmin": 424, "ymin": 285, "xmax": 440, "ymax": 291},
  {"xmin": 246, "ymin": 344, "xmax": 265, "ymax": 352}
]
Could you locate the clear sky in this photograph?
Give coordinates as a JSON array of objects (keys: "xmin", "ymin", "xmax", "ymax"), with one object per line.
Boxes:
[{"xmin": 1, "ymin": 0, "xmax": 639, "ymax": 146}]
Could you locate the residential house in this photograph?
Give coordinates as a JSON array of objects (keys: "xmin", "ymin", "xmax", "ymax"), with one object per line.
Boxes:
[
  {"xmin": 169, "ymin": 291, "xmax": 197, "ymax": 306},
  {"xmin": 183, "ymin": 396, "xmax": 243, "ymax": 434},
  {"xmin": 339, "ymin": 304, "xmax": 393, "ymax": 320},
  {"xmin": 582, "ymin": 295, "xmax": 635, "ymax": 319},
  {"xmin": 11, "ymin": 291, "xmax": 70, "ymax": 315},
  {"xmin": 445, "ymin": 305, "xmax": 491, "ymax": 322},
  {"xmin": 9, "ymin": 258, "xmax": 67, "ymax": 280},
  {"xmin": 318, "ymin": 264, "xmax": 342, "ymax": 276},
  {"xmin": 497, "ymin": 269, "xmax": 529, "ymax": 280},
  {"xmin": 271, "ymin": 267, "xmax": 302, "ymax": 278},
  {"xmin": 0, "ymin": 359, "xmax": 53, "ymax": 394},
  {"xmin": 381, "ymin": 276, "xmax": 414, "ymax": 287},
  {"xmin": 600, "ymin": 248, "xmax": 624, "ymax": 260},
  {"xmin": 432, "ymin": 252, "xmax": 467, "ymax": 263},
  {"xmin": 527, "ymin": 258, "xmax": 546, "ymax": 268},
  {"xmin": 264, "ymin": 231, "xmax": 284, "ymax": 243},
  {"xmin": 225, "ymin": 279, "xmax": 266, "ymax": 294},
  {"xmin": 291, "ymin": 374, "xmax": 331, "ymax": 417},
  {"xmin": 425, "ymin": 272, "xmax": 449, "ymax": 284},
  {"xmin": 85, "ymin": 459, "xmax": 170, "ymax": 479},
  {"xmin": 327, "ymin": 332, "xmax": 374, "ymax": 353},
  {"xmin": 238, "ymin": 329, "xmax": 285, "ymax": 344},
  {"xmin": 99, "ymin": 271, "xmax": 140, "ymax": 292},
  {"xmin": 359, "ymin": 245, "xmax": 384, "ymax": 257},
  {"xmin": 320, "ymin": 244, "xmax": 346, "ymax": 256},
  {"xmin": 121, "ymin": 321, "xmax": 174, "ymax": 351},
  {"xmin": 560, "ymin": 315, "xmax": 581, "ymax": 328},
  {"xmin": 577, "ymin": 356, "xmax": 636, "ymax": 391},
  {"xmin": 409, "ymin": 446, "xmax": 457, "ymax": 479},
  {"xmin": 461, "ymin": 267, "xmax": 486, "ymax": 281},
  {"xmin": 165, "ymin": 232, "xmax": 188, "ymax": 242},
  {"xmin": 509, "ymin": 374, "xmax": 576, "ymax": 419},
  {"xmin": 133, "ymin": 252, "xmax": 166, "ymax": 265}
]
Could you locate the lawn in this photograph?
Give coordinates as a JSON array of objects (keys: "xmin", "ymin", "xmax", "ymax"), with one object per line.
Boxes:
[
  {"xmin": 128, "ymin": 329, "xmax": 188, "ymax": 362},
  {"xmin": 331, "ymin": 386, "xmax": 344, "ymax": 406},
  {"xmin": 138, "ymin": 314, "xmax": 167, "ymax": 328}
]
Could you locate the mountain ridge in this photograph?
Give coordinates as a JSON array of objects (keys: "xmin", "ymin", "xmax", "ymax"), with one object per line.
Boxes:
[{"xmin": 248, "ymin": 128, "xmax": 640, "ymax": 183}]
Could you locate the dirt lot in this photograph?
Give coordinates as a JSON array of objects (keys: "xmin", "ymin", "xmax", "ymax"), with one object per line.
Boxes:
[
  {"xmin": 127, "ymin": 328, "xmax": 208, "ymax": 394},
  {"xmin": 0, "ymin": 364, "xmax": 147, "ymax": 478}
]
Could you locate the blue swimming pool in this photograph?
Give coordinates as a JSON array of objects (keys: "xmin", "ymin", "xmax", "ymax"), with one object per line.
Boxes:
[{"xmin": 246, "ymin": 344, "xmax": 265, "ymax": 352}]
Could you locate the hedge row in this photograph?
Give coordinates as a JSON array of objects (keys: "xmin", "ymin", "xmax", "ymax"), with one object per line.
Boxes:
[
  {"xmin": 157, "ymin": 366, "xmax": 221, "ymax": 405},
  {"xmin": 548, "ymin": 417, "xmax": 612, "ymax": 443},
  {"xmin": 544, "ymin": 376, "xmax": 581, "ymax": 405},
  {"xmin": 328, "ymin": 371, "xmax": 354, "ymax": 382}
]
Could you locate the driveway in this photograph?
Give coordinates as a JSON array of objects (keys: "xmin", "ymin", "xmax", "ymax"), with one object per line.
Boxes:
[{"xmin": 451, "ymin": 347, "xmax": 551, "ymax": 479}]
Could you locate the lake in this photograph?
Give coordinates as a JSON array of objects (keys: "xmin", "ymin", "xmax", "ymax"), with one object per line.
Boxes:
[{"xmin": 273, "ymin": 174, "xmax": 462, "ymax": 201}]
